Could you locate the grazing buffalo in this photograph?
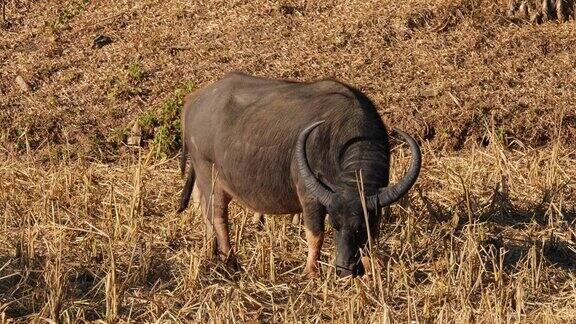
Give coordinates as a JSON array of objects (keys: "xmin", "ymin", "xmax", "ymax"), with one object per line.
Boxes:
[{"xmin": 178, "ymin": 72, "xmax": 421, "ymax": 278}]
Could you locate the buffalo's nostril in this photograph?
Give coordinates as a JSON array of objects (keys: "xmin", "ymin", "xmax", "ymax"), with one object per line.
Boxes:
[
  {"xmin": 336, "ymin": 267, "xmax": 354, "ymax": 278},
  {"xmin": 355, "ymin": 264, "xmax": 365, "ymax": 276}
]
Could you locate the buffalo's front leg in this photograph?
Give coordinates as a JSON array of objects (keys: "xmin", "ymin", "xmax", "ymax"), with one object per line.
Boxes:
[
  {"xmin": 304, "ymin": 228, "xmax": 324, "ymax": 277},
  {"xmin": 302, "ymin": 203, "xmax": 326, "ymax": 277}
]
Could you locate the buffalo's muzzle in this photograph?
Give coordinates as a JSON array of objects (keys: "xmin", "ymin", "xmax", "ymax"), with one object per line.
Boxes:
[{"xmin": 335, "ymin": 262, "xmax": 365, "ymax": 278}]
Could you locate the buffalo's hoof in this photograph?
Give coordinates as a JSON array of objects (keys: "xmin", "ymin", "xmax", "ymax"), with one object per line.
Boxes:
[
  {"xmin": 303, "ymin": 266, "xmax": 320, "ymax": 279},
  {"xmin": 225, "ymin": 255, "xmax": 242, "ymax": 272}
]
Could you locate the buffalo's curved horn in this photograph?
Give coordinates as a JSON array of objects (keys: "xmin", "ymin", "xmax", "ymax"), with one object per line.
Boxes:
[
  {"xmin": 369, "ymin": 129, "xmax": 421, "ymax": 208},
  {"xmin": 295, "ymin": 121, "xmax": 335, "ymax": 207}
]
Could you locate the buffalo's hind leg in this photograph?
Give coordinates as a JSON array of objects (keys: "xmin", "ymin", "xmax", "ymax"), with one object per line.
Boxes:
[
  {"xmin": 197, "ymin": 179, "xmax": 239, "ymax": 270},
  {"xmin": 196, "ymin": 188, "xmax": 217, "ymax": 260},
  {"xmin": 252, "ymin": 212, "xmax": 265, "ymax": 227},
  {"xmin": 192, "ymin": 182, "xmax": 201, "ymax": 209}
]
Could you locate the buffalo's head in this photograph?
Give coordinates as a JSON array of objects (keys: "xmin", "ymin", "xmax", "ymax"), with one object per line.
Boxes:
[{"xmin": 295, "ymin": 121, "xmax": 421, "ymax": 278}]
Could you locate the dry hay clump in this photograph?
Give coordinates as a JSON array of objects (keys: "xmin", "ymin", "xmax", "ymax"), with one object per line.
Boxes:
[{"xmin": 1, "ymin": 128, "xmax": 576, "ymax": 322}]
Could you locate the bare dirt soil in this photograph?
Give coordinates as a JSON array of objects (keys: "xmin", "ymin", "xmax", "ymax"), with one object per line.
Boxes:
[{"xmin": 1, "ymin": 0, "xmax": 575, "ymax": 322}]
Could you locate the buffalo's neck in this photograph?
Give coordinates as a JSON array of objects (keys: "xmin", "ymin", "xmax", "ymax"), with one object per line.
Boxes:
[{"xmin": 336, "ymin": 140, "xmax": 390, "ymax": 194}]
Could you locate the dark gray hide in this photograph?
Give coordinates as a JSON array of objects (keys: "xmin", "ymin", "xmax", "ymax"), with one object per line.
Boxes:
[{"xmin": 178, "ymin": 72, "xmax": 421, "ymax": 278}]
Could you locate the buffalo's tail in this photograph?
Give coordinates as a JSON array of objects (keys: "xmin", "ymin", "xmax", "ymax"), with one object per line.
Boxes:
[
  {"xmin": 177, "ymin": 165, "xmax": 196, "ymax": 213},
  {"xmin": 180, "ymin": 141, "xmax": 187, "ymax": 177}
]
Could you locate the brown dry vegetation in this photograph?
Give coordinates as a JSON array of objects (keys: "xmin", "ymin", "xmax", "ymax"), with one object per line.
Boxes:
[{"xmin": 1, "ymin": 0, "xmax": 575, "ymax": 322}]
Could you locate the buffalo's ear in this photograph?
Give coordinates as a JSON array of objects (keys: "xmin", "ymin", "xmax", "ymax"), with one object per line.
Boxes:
[{"xmin": 366, "ymin": 195, "xmax": 379, "ymax": 211}]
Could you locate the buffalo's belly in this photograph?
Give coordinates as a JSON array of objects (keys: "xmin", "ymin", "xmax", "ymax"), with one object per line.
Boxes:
[
  {"xmin": 216, "ymin": 148, "xmax": 302, "ymax": 214},
  {"xmin": 218, "ymin": 175, "xmax": 302, "ymax": 214}
]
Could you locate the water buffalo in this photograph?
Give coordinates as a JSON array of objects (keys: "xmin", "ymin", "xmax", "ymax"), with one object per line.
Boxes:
[{"xmin": 178, "ymin": 72, "xmax": 421, "ymax": 278}]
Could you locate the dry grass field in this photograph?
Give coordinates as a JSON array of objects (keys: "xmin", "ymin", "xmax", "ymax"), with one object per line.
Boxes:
[{"xmin": 1, "ymin": 0, "xmax": 576, "ymax": 322}]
